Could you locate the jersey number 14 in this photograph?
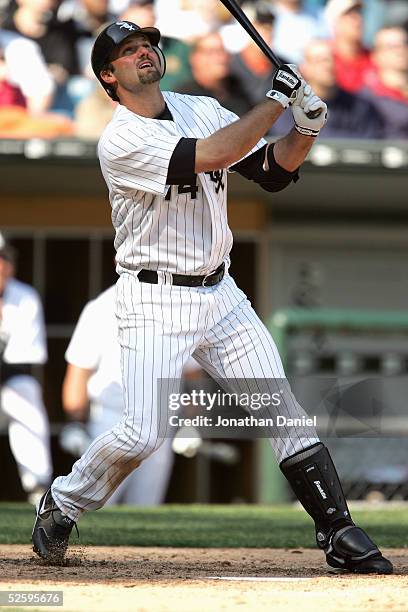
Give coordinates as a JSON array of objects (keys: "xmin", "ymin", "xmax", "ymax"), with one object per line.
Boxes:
[{"xmin": 165, "ymin": 184, "xmax": 198, "ymax": 200}]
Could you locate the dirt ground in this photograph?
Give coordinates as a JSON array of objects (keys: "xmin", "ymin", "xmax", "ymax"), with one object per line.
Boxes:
[{"xmin": 1, "ymin": 545, "xmax": 407, "ymax": 612}]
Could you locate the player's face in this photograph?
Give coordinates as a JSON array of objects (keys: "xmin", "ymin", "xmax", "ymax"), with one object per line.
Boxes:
[{"xmin": 106, "ymin": 34, "xmax": 161, "ymax": 92}]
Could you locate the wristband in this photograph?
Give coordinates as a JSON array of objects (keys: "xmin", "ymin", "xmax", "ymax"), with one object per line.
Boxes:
[
  {"xmin": 294, "ymin": 124, "xmax": 320, "ymax": 137},
  {"xmin": 266, "ymin": 89, "xmax": 291, "ymax": 109}
]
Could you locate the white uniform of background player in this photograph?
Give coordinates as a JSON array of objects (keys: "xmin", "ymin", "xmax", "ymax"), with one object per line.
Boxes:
[
  {"xmin": 0, "ymin": 234, "xmax": 52, "ymax": 503},
  {"xmin": 63, "ymin": 285, "xmax": 173, "ymax": 505}
]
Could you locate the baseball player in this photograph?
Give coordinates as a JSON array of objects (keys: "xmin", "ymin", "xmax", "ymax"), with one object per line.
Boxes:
[
  {"xmin": 32, "ymin": 21, "xmax": 393, "ymax": 574},
  {"xmin": 0, "ymin": 233, "xmax": 52, "ymax": 505},
  {"xmin": 60, "ymin": 283, "xmax": 174, "ymax": 505}
]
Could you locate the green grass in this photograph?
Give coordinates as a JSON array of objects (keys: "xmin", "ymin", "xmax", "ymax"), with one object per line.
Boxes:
[{"xmin": 1, "ymin": 503, "xmax": 407, "ymax": 548}]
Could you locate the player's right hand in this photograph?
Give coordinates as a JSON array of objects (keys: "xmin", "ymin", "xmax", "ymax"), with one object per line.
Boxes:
[
  {"xmin": 266, "ymin": 64, "xmax": 303, "ymax": 109},
  {"xmin": 292, "ymin": 84, "xmax": 328, "ymax": 136}
]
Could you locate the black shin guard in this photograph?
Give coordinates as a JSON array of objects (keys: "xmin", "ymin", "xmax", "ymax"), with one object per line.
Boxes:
[
  {"xmin": 280, "ymin": 443, "xmax": 393, "ymax": 574},
  {"xmin": 280, "ymin": 443, "xmax": 353, "ymax": 548}
]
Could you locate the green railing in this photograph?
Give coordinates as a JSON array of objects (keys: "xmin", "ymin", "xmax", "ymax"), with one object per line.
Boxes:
[{"xmin": 257, "ymin": 308, "xmax": 408, "ymax": 503}]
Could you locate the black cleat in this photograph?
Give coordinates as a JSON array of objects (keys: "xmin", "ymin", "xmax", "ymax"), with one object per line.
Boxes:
[
  {"xmin": 324, "ymin": 526, "xmax": 393, "ymax": 574},
  {"xmin": 32, "ymin": 489, "xmax": 77, "ymax": 564}
]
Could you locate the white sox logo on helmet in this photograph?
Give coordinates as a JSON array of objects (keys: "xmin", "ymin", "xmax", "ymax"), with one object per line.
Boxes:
[{"xmin": 116, "ymin": 21, "xmax": 136, "ymax": 31}]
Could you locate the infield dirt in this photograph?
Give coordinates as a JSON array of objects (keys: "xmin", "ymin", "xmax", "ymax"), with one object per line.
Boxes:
[{"xmin": 1, "ymin": 545, "xmax": 407, "ymax": 611}]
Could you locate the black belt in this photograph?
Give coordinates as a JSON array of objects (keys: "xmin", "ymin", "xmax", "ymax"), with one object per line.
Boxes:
[{"xmin": 137, "ymin": 263, "xmax": 225, "ymax": 287}]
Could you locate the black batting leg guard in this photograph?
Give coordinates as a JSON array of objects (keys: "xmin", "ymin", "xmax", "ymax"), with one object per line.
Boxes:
[
  {"xmin": 280, "ymin": 443, "xmax": 393, "ymax": 574},
  {"xmin": 280, "ymin": 442, "xmax": 352, "ymax": 547}
]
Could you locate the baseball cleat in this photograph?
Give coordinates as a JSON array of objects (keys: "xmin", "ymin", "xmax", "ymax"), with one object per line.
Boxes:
[
  {"xmin": 324, "ymin": 526, "xmax": 393, "ymax": 574},
  {"xmin": 32, "ymin": 489, "xmax": 77, "ymax": 564}
]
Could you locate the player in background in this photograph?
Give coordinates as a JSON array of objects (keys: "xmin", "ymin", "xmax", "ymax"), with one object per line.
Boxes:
[
  {"xmin": 32, "ymin": 21, "xmax": 392, "ymax": 575},
  {"xmin": 0, "ymin": 233, "xmax": 52, "ymax": 505},
  {"xmin": 60, "ymin": 283, "xmax": 174, "ymax": 505},
  {"xmin": 60, "ymin": 288, "xmax": 226, "ymax": 502}
]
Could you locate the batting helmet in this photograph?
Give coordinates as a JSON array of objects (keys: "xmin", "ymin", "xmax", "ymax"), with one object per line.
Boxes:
[{"xmin": 91, "ymin": 21, "xmax": 166, "ymax": 101}]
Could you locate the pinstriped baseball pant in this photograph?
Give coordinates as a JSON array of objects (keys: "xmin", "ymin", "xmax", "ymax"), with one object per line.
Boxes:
[{"xmin": 52, "ymin": 273, "xmax": 319, "ymax": 521}]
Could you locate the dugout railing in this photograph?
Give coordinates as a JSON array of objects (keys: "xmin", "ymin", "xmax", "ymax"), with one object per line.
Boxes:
[{"xmin": 258, "ymin": 308, "xmax": 408, "ymax": 504}]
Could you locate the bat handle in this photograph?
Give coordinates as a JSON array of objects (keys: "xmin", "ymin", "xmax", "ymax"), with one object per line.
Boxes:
[{"xmin": 306, "ymin": 108, "xmax": 324, "ymax": 120}]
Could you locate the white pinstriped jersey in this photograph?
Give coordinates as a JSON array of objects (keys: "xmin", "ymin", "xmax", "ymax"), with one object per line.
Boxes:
[{"xmin": 98, "ymin": 91, "xmax": 267, "ymax": 275}]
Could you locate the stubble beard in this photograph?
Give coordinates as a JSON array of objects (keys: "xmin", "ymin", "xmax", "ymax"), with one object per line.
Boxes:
[{"xmin": 138, "ymin": 66, "xmax": 161, "ymax": 85}]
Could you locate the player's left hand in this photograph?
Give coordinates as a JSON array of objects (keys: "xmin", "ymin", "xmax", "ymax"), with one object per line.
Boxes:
[
  {"xmin": 266, "ymin": 63, "xmax": 303, "ymax": 109},
  {"xmin": 292, "ymin": 84, "xmax": 328, "ymax": 137}
]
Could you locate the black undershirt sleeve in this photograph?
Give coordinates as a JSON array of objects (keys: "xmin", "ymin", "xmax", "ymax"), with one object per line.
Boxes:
[
  {"xmin": 230, "ymin": 143, "xmax": 300, "ymax": 192},
  {"xmin": 166, "ymin": 138, "xmax": 198, "ymax": 185},
  {"xmin": 166, "ymin": 139, "xmax": 299, "ymax": 192}
]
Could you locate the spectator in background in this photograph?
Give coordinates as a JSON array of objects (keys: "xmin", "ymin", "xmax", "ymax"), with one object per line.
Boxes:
[
  {"xmin": 229, "ymin": 2, "xmax": 287, "ymax": 106},
  {"xmin": 368, "ymin": 26, "xmax": 408, "ymax": 102},
  {"xmin": 364, "ymin": 2, "xmax": 408, "ymax": 45},
  {"xmin": 325, "ymin": 0, "xmax": 374, "ymax": 93},
  {"xmin": 362, "ymin": 26, "xmax": 408, "ymax": 139},
  {"xmin": 0, "ymin": 28, "xmax": 73, "ymax": 136},
  {"xmin": 2, "ymin": 0, "xmax": 79, "ymax": 86},
  {"xmin": 0, "ymin": 29, "xmax": 55, "ymax": 113},
  {"xmin": 270, "ymin": 39, "xmax": 384, "ymax": 138},
  {"xmin": 120, "ymin": 0, "xmax": 193, "ymax": 91},
  {"xmin": 0, "ymin": 40, "xmax": 26, "ymax": 107},
  {"xmin": 177, "ymin": 31, "xmax": 252, "ymax": 116},
  {"xmin": 0, "ymin": 104, "xmax": 73, "ymax": 137},
  {"xmin": 0, "ymin": 73, "xmax": 25, "ymax": 108},
  {"xmin": 74, "ymin": 83, "xmax": 115, "ymax": 138},
  {"xmin": 57, "ymin": 0, "xmax": 114, "ymax": 75},
  {"xmin": 119, "ymin": 0, "xmax": 153, "ymax": 26},
  {"xmin": 155, "ymin": 0, "xmax": 230, "ymax": 43},
  {"xmin": 160, "ymin": 31, "xmax": 193, "ymax": 92},
  {"xmin": 220, "ymin": 0, "xmax": 257, "ymax": 54},
  {"xmin": 55, "ymin": 0, "xmax": 114, "ymax": 112},
  {"xmin": 0, "ymin": 233, "xmax": 52, "ymax": 506},
  {"xmin": 272, "ymin": 0, "xmax": 327, "ymax": 63}
]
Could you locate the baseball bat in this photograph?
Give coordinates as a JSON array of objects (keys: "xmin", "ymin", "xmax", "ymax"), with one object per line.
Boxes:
[{"xmin": 219, "ymin": 0, "xmax": 323, "ymax": 119}]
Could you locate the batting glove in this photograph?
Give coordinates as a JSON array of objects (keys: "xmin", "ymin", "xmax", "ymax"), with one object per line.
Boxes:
[
  {"xmin": 172, "ymin": 425, "xmax": 203, "ymax": 458},
  {"xmin": 292, "ymin": 84, "xmax": 328, "ymax": 137},
  {"xmin": 59, "ymin": 422, "xmax": 92, "ymax": 457},
  {"xmin": 266, "ymin": 64, "xmax": 303, "ymax": 109}
]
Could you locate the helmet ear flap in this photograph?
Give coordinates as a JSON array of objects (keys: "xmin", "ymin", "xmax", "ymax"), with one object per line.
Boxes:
[{"xmin": 153, "ymin": 45, "xmax": 166, "ymax": 78}]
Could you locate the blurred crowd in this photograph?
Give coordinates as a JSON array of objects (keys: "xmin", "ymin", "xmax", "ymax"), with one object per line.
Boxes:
[{"xmin": 0, "ymin": 0, "xmax": 407, "ymax": 140}]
